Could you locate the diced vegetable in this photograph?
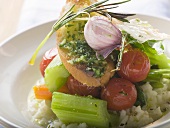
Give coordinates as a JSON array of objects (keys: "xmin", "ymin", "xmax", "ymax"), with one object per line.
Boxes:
[
  {"xmin": 33, "ymin": 85, "xmax": 52, "ymax": 100},
  {"xmin": 66, "ymin": 75, "xmax": 101, "ymax": 98},
  {"xmin": 134, "ymin": 85, "xmax": 147, "ymax": 107},
  {"xmin": 144, "ymin": 69, "xmax": 170, "ymax": 88},
  {"xmin": 33, "ymin": 84, "xmax": 71, "ymax": 100},
  {"xmin": 57, "ymin": 84, "xmax": 70, "ymax": 94},
  {"xmin": 44, "ymin": 55, "xmax": 70, "ymax": 92},
  {"xmin": 118, "ymin": 49, "xmax": 150, "ymax": 83},
  {"xmin": 51, "ymin": 92, "xmax": 118, "ymax": 128},
  {"xmin": 101, "ymin": 78, "xmax": 137, "ymax": 111},
  {"xmin": 150, "ymin": 82, "xmax": 164, "ymax": 89},
  {"xmin": 39, "ymin": 47, "xmax": 58, "ymax": 77}
]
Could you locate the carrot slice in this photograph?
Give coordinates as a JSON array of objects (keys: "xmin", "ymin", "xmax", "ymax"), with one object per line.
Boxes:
[
  {"xmin": 33, "ymin": 85, "xmax": 52, "ymax": 100},
  {"xmin": 58, "ymin": 84, "xmax": 70, "ymax": 94},
  {"xmin": 33, "ymin": 84, "xmax": 70, "ymax": 100}
]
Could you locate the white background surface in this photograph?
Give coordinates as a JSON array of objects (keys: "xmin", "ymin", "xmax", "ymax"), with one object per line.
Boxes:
[
  {"xmin": 0, "ymin": 0, "xmax": 170, "ymax": 43},
  {"xmin": 17, "ymin": 0, "xmax": 170, "ymax": 33}
]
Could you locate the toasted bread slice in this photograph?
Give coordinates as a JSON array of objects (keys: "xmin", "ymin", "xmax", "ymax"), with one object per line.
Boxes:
[{"xmin": 56, "ymin": 0, "xmax": 115, "ymax": 87}]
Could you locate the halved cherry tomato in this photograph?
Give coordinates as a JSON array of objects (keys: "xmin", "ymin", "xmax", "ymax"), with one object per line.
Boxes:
[
  {"xmin": 118, "ymin": 49, "xmax": 150, "ymax": 83},
  {"xmin": 67, "ymin": 75, "xmax": 101, "ymax": 98},
  {"xmin": 101, "ymin": 78, "xmax": 137, "ymax": 111},
  {"xmin": 40, "ymin": 48, "xmax": 58, "ymax": 76}
]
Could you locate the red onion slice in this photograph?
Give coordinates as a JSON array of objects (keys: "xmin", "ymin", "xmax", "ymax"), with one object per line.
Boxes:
[
  {"xmin": 84, "ymin": 16, "xmax": 122, "ymax": 58},
  {"xmin": 96, "ymin": 44, "xmax": 120, "ymax": 59}
]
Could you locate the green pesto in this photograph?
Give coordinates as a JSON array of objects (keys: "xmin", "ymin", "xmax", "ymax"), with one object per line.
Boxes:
[
  {"xmin": 59, "ymin": 16, "xmax": 107, "ymax": 77},
  {"xmin": 59, "ymin": 39, "xmax": 107, "ymax": 77},
  {"xmin": 65, "ymin": 20, "xmax": 86, "ymax": 41}
]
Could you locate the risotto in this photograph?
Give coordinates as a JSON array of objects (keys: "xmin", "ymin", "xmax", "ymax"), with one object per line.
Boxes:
[{"xmin": 27, "ymin": 79, "xmax": 170, "ymax": 128}]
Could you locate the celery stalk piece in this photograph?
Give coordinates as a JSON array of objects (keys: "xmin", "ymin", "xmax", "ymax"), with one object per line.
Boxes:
[
  {"xmin": 44, "ymin": 55, "xmax": 70, "ymax": 92},
  {"xmin": 51, "ymin": 92, "xmax": 117, "ymax": 128}
]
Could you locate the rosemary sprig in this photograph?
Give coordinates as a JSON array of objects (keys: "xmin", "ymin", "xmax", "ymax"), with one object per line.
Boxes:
[
  {"xmin": 29, "ymin": 0, "xmax": 135, "ymax": 65},
  {"xmin": 97, "ymin": 0, "xmax": 130, "ymax": 8},
  {"xmin": 111, "ymin": 33, "xmax": 127, "ymax": 72},
  {"xmin": 82, "ymin": 0, "xmax": 109, "ymax": 12}
]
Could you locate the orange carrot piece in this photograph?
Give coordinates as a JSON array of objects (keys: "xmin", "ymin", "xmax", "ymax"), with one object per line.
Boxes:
[
  {"xmin": 58, "ymin": 84, "xmax": 70, "ymax": 94},
  {"xmin": 33, "ymin": 85, "xmax": 52, "ymax": 100}
]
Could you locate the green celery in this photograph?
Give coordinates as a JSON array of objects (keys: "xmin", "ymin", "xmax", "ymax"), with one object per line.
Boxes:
[
  {"xmin": 144, "ymin": 69, "xmax": 170, "ymax": 88},
  {"xmin": 150, "ymin": 82, "xmax": 164, "ymax": 88},
  {"xmin": 44, "ymin": 55, "xmax": 70, "ymax": 92},
  {"xmin": 134, "ymin": 85, "xmax": 147, "ymax": 107},
  {"xmin": 51, "ymin": 92, "xmax": 118, "ymax": 128}
]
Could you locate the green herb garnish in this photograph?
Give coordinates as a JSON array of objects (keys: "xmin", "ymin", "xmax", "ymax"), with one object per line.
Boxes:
[{"xmin": 59, "ymin": 39, "xmax": 107, "ymax": 77}]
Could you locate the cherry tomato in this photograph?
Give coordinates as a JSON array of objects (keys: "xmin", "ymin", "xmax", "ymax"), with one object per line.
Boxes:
[
  {"xmin": 118, "ymin": 49, "xmax": 150, "ymax": 83},
  {"xmin": 101, "ymin": 78, "xmax": 137, "ymax": 111},
  {"xmin": 40, "ymin": 48, "xmax": 58, "ymax": 77},
  {"xmin": 67, "ymin": 75, "xmax": 101, "ymax": 98}
]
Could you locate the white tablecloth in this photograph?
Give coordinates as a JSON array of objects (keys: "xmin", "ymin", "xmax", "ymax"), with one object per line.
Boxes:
[
  {"xmin": 17, "ymin": 0, "xmax": 170, "ymax": 32},
  {"xmin": 17, "ymin": 0, "xmax": 65, "ymax": 32}
]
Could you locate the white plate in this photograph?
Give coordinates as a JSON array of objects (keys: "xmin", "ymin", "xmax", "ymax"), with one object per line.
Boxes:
[{"xmin": 0, "ymin": 14, "xmax": 170, "ymax": 128}]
